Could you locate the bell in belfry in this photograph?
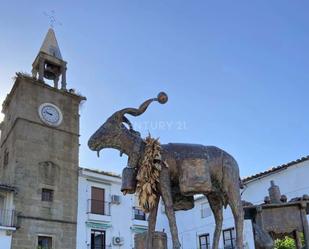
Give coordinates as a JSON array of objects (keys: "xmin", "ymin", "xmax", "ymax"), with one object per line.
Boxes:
[{"xmin": 44, "ymin": 62, "xmax": 61, "ymax": 80}]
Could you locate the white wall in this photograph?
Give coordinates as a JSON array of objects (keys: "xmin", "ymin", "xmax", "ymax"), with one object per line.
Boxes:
[
  {"xmin": 156, "ymin": 159, "xmax": 309, "ymax": 249},
  {"xmin": 77, "ymin": 159, "xmax": 309, "ymax": 249},
  {"xmin": 0, "ymin": 190, "xmax": 15, "ymax": 249},
  {"xmin": 0, "ymin": 230, "xmax": 12, "ymax": 249},
  {"xmin": 77, "ymin": 169, "xmax": 148, "ymax": 249}
]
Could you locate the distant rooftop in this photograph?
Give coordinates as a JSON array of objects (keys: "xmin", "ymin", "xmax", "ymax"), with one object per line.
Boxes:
[
  {"xmin": 242, "ymin": 155, "xmax": 309, "ymax": 183},
  {"xmin": 79, "ymin": 167, "xmax": 121, "ymax": 179}
]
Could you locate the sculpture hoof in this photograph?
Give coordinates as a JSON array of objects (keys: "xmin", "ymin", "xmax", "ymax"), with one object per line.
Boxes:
[{"xmin": 173, "ymin": 242, "xmax": 181, "ymax": 249}]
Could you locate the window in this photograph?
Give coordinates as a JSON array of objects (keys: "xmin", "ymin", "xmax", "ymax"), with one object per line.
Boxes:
[
  {"xmin": 199, "ymin": 234, "xmax": 210, "ymax": 249},
  {"xmin": 133, "ymin": 194, "xmax": 146, "ymax": 220},
  {"xmin": 133, "ymin": 207, "xmax": 146, "ymax": 220},
  {"xmin": 91, "ymin": 187, "xmax": 105, "ymax": 215},
  {"xmin": 223, "ymin": 228, "xmax": 236, "ymax": 249},
  {"xmin": 38, "ymin": 236, "xmax": 52, "ymax": 249},
  {"xmin": 91, "ymin": 230, "xmax": 106, "ymax": 249},
  {"xmin": 42, "ymin": 189, "xmax": 54, "ymax": 202},
  {"xmin": 3, "ymin": 149, "xmax": 9, "ymax": 166}
]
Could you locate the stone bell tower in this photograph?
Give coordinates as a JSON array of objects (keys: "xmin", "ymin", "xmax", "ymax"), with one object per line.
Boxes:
[
  {"xmin": 0, "ymin": 28, "xmax": 85, "ymax": 249},
  {"xmin": 32, "ymin": 28, "xmax": 67, "ymax": 90}
]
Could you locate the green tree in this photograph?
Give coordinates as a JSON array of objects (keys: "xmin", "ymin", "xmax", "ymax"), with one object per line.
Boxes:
[{"xmin": 274, "ymin": 236, "xmax": 296, "ymax": 249}]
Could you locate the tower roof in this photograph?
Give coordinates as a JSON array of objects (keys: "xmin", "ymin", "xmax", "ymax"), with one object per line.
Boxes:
[{"xmin": 39, "ymin": 28, "xmax": 63, "ymax": 60}]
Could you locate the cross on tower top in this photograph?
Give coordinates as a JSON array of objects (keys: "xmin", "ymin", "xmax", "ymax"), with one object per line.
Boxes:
[{"xmin": 44, "ymin": 10, "xmax": 62, "ymax": 29}]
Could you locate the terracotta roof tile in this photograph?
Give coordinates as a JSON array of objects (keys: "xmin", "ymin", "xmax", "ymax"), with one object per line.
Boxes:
[{"xmin": 242, "ymin": 155, "xmax": 309, "ymax": 183}]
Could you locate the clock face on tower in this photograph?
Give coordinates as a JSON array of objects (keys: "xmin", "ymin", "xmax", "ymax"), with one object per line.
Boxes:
[{"xmin": 38, "ymin": 103, "xmax": 63, "ymax": 126}]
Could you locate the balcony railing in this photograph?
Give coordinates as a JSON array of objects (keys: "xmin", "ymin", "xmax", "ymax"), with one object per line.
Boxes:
[
  {"xmin": 133, "ymin": 207, "xmax": 146, "ymax": 221},
  {"xmin": 0, "ymin": 209, "xmax": 16, "ymax": 227},
  {"xmin": 87, "ymin": 199, "xmax": 111, "ymax": 216}
]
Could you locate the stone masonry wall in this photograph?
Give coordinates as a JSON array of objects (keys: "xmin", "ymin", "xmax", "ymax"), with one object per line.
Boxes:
[{"xmin": 0, "ymin": 76, "xmax": 84, "ymax": 249}]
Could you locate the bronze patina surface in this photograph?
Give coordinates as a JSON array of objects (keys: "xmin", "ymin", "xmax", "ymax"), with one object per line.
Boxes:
[
  {"xmin": 135, "ymin": 232, "xmax": 167, "ymax": 249},
  {"xmin": 88, "ymin": 92, "xmax": 244, "ymax": 249}
]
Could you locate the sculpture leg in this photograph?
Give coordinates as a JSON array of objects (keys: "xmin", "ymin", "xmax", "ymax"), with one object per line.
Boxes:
[
  {"xmin": 146, "ymin": 197, "xmax": 159, "ymax": 249},
  {"xmin": 207, "ymin": 194, "xmax": 223, "ymax": 249},
  {"xmin": 228, "ymin": 187, "xmax": 244, "ymax": 249},
  {"xmin": 294, "ymin": 230, "xmax": 302, "ymax": 249},
  {"xmin": 159, "ymin": 167, "xmax": 181, "ymax": 249}
]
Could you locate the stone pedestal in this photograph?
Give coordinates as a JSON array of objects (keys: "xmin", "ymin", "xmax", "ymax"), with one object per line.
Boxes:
[{"xmin": 134, "ymin": 231, "xmax": 167, "ymax": 249}]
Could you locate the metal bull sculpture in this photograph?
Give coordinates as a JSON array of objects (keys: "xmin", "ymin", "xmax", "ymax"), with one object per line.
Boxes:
[{"xmin": 88, "ymin": 92, "xmax": 244, "ymax": 249}]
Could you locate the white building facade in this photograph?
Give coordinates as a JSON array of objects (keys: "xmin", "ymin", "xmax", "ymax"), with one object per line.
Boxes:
[
  {"xmin": 155, "ymin": 156, "xmax": 309, "ymax": 249},
  {"xmin": 0, "ymin": 185, "xmax": 16, "ymax": 249},
  {"xmin": 77, "ymin": 156, "xmax": 309, "ymax": 249},
  {"xmin": 76, "ymin": 168, "xmax": 148, "ymax": 249}
]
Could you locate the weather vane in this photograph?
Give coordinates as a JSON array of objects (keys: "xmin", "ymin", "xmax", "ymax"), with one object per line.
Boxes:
[{"xmin": 44, "ymin": 10, "xmax": 62, "ymax": 28}]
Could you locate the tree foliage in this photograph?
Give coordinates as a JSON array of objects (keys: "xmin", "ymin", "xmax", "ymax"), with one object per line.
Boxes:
[
  {"xmin": 274, "ymin": 236, "xmax": 296, "ymax": 249},
  {"xmin": 275, "ymin": 234, "xmax": 304, "ymax": 249}
]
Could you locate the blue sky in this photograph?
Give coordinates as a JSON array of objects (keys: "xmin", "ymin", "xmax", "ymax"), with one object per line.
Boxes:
[{"xmin": 0, "ymin": 1, "xmax": 308, "ymax": 177}]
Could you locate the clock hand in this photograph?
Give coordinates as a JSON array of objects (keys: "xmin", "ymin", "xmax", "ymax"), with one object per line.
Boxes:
[{"xmin": 44, "ymin": 111, "xmax": 53, "ymax": 116}]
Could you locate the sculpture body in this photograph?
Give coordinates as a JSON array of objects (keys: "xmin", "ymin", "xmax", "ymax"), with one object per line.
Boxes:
[
  {"xmin": 161, "ymin": 143, "xmax": 244, "ymax": 249},
  {"xmin": 88, "ymin": 92, "xmax": 244, "ymax": 249}
]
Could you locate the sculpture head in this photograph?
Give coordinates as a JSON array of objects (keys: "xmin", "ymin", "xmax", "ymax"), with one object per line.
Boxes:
[{"xmin": 88, "ymin": 92, "xmax": 168, "ymax": 167}]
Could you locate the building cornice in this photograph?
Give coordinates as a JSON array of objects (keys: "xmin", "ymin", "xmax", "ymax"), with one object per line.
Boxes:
[
  {"xmin": 18, "ymin": 215, "xmax": 76, "ymax": 225},
  {"xmin": 2, "ymin": 73, "xmax": 86, "ymax": 113},
  {"xmin": 0, "ymin": 184, "xmax": 17, "ymax": 192},
  {"xmin": 79, "ymin": 167, "xmax": 122, "ymax": 179}
]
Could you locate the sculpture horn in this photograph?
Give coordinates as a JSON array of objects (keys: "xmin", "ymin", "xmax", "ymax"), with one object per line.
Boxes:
[{"xmin": 117, "ymin": 92, "xmax": 168, "ymax": 117}]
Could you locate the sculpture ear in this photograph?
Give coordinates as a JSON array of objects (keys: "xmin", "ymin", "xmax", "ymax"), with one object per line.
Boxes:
[
  {"xmin": 131, "ymin": 129, "xmax": 141, "ymax": 137},
  {"xmin": 122, "ymin": 116, "xmax": 133, "ymax": 130},
  {"xmin": 121, "ymin": 116, "xmax": 141, "ymax": 137}
]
